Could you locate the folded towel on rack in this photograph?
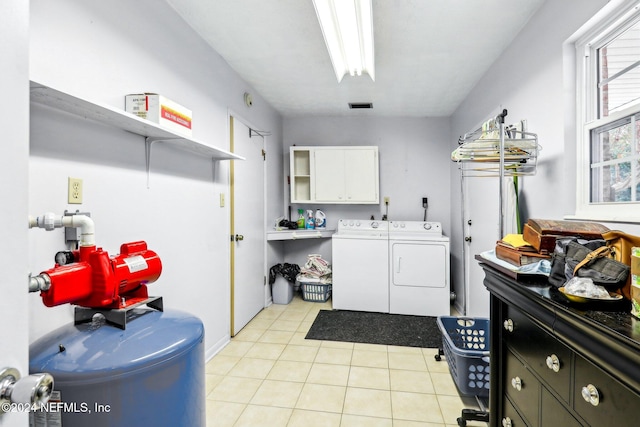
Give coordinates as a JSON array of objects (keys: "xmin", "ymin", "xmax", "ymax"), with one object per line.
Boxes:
[
  {"xmin": 451, "ymin": 139, "xmax": 537, "ymax": 162},
  {"xmin": 479, "ymin": 118, "xmax": 500, "ymax": 140}
]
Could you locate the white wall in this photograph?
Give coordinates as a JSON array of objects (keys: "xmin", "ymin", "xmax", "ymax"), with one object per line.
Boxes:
[
  {"xmin": 28, "ymin": 0, "xmax": 283, "ymax": 359},
  {"xmin": 0, "ymin": 0, "xmax": 29, "ymax": 426}
]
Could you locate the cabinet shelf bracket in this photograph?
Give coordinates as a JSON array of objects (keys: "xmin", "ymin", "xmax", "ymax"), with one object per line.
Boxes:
[{"xmin": 144, "ymin": 137, "xmax": 187, "ymax": 188}]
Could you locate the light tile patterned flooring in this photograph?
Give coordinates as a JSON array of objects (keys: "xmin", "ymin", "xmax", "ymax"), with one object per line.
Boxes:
[{"xmin": 205, "ymin": 295, "xmax": 485, "ymax": 427}]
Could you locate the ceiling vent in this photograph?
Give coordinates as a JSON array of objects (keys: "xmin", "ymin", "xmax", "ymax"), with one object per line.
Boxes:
[{"xmin": 349, "ymin": 102, "xmax": 373, "ymax": 109}]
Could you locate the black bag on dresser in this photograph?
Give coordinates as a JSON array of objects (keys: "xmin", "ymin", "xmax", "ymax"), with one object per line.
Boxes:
[
  {"xmin": 548, "ymin": 238, "xmax": 605, "ymax": 287},
  {"xmin": 549, "ymin": 239, "xmax": 630, "ymax": 290}
]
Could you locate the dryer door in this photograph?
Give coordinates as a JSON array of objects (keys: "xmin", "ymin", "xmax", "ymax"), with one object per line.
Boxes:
[{"xmin": 390, "ymin": 242, "xmax": 447, "ymax": 288}]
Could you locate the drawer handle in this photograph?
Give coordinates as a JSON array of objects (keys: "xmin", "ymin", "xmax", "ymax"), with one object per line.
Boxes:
[
  {"xmin": 581, "ymin": 384, "xmax": 600, "ymax": 406},
  {"xmin": 511, "ymin": 376, "xmax": 522, "ymax": 391},
  {"xmin": 503, "ymin": 319, "xmax": 514, "ymax": 332},
  {"xmin": 546, "ymin": 354, "xmax": 560, "ymax": 372},
  {"xmin": 502, "ymin": 417, "xmax": 512, "ymax": 427}
]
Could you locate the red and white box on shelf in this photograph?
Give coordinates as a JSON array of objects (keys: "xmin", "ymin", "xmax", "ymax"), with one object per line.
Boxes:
[{"xmin": 125, "ymin": 93, "xmax": 192, "ymax": 137}]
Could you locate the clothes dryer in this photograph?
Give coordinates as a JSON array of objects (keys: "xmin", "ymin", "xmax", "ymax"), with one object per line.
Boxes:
[
  {"xmin": 388, "ymin": 221, "xmax": 450, "ymax": 316},
  {"xmin": 332, "ymin": 219, "xmax": 389, "ymax": 313}
]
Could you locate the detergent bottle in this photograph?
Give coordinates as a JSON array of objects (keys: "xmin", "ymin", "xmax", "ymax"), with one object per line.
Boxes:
[
  {"xmin": 296, "ymin": 209, "xmax": 305, "ymax": 229},
  {"xmin": 315, "ymin": 210, "xmax": 326, "ymax": 228},
  {"xmin": 305, "ymin": 210, "xmax": 315, "ymax": 229}
]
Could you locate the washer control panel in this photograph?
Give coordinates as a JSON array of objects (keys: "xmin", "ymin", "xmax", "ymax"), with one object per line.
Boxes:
[{"xmin": 337, "ymin": 219, "xmax": 389, "ymax": 234}]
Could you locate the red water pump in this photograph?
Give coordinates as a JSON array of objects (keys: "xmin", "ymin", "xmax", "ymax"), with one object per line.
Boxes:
[{"xmin": 29, "ymin": 213, "xmax": 162, "ymax": 309}]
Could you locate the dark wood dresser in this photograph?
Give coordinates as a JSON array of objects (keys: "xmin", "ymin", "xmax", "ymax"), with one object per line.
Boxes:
[{"xmin": 480, "ymin": 260, "xmax": 640, "ymax": 426}]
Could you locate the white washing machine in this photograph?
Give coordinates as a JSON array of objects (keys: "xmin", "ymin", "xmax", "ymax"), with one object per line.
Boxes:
[
  {"xmin": 388, "ymin": 221, "xmax": 450, "ymax": 316},
  {"xmin": 332, "ymin": 219, "xmax": 389, "ymax": 313}
]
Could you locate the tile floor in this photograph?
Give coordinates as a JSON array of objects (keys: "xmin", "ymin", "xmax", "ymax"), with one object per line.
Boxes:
[{"xmin": 205, "ymin": 295, "xmax": 485, "ymax": 427}]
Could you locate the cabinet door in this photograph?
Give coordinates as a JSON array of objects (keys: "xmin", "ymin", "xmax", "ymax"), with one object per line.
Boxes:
[
  {"xmin": 344, "ymin": 148, "xmax": 378, "ymax": 202},
  {"xmin": 313, "ymin": 147, "xmax": 379, "ymax": 203},
  {"xmin": 314, "ymin": 148, "xmax": 345, "ymax": 201}
]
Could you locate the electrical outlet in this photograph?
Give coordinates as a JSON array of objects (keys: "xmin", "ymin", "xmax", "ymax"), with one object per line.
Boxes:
[
  {"xmin": 220, "ymin": 193, "xmax": 225, "ymax": 207},
  {"xmin": 384, "ymin": 196, "xmax": 390, "ymax": 204},
  {"xmin": 68, "ymin": 177, "xmax": 83, "ymax": 204},
  {"xmin": 422, "ymin": 197, "xmax": 428, "ymax": 208}
]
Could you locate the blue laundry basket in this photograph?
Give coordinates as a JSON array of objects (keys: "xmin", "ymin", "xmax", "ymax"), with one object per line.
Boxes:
[{"xmin": 437, "ymin": 316, "xmax": 490, "ymax": 397}]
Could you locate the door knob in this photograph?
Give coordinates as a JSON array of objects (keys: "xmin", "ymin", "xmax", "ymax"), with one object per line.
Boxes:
[
  {"xmin": 464, "ymin": 236, "xmax": 472, "ymax": 242},
  {"xmin": 235, "ymin": 234, "xmax": 244, "ymax": 241}
]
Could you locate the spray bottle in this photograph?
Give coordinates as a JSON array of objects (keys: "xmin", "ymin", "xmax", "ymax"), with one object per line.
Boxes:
[
  {"xmin": 296, "ymin": 209, "xmax": 305, "ymax": 229},
  {"xmin": 305, "ymin": 210, "xmax": 315, "ymax": 229}
]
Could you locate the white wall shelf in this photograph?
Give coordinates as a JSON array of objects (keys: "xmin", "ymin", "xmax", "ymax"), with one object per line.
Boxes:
[
  {"xmin": 29, "ymin": 81, "xmax": 244, "ymax": 161},
  {"xmin": 266, "ymin": 229, "xmax": 335, "ymax": 241}
]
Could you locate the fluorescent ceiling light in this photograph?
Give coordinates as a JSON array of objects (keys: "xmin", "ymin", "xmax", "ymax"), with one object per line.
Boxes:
[{"xmin": 312, "ymin": 0, "xmax": 375, "ymax": 82}]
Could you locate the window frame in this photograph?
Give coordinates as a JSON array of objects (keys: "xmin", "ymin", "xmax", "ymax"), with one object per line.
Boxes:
[{"xmin": 575, "ymin": 1, "xmax": 640, "ymax": 222}]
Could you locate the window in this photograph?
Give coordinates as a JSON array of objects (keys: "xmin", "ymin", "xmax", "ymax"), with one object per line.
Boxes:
[
  {"xmin": 589, "ymin": 114, "xmax": 640, "ymax": 203},
  {"xmin": 597, "ymin": 20, "xmax": 640, "ymax": 117},
  {"xmin": 576, "ymin": 1, "xmax": 640, "ymax": 221}
]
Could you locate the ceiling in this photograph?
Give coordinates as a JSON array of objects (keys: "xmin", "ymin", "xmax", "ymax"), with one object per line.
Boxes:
[{"xmin": 166, "ymin": 0, "xmax": 545, "ymax": 118}]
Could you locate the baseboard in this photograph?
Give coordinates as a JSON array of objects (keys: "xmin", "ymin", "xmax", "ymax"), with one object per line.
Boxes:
[{"xmin": 205, "ymin": 333, "xmax": 230, "ymax": 362}]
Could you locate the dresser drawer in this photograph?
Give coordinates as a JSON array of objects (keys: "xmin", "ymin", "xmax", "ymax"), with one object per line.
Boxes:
[
  {"xmin": 541, "ymin": 387, "xmax": 583, "ymax": 427},
  {"xmin": 503, "ymin": 305, "xmax": 571, "ymax": 402},
  {"xmin": 505, "ymin": 350, "xmax": 540, "ymax": 427},
  {"xmin": 574, "ymin": 354, "xmax": 640, "ymax": 426},
  {"xmin": 503, "ymin": 395, "xmax": 530, "ymax": 427}
]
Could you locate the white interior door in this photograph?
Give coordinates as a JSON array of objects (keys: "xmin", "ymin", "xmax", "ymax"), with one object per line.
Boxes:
[
  {"xmin": 230, "ymin": 116, "xmax": 266, "ymax": 336},
  {"xmin": 463, "ymin": 176, "xmax": 498, "ymax": 318}
]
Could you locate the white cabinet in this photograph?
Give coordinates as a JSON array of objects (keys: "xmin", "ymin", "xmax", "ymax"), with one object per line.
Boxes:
[{"xmin": 290, "ymin": 146, "xmax": 379, "ymax": 204}]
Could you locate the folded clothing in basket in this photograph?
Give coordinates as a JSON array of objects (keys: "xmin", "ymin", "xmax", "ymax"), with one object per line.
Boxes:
[{"xmin": 297, "ymin": 253, "xmax": 332, "ymax": 284}]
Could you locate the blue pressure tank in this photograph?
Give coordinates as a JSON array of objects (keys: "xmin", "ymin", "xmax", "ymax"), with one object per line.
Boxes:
[{"xmin": 29, "ymin": 308, "xmax": 204, "ymax": 427}]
